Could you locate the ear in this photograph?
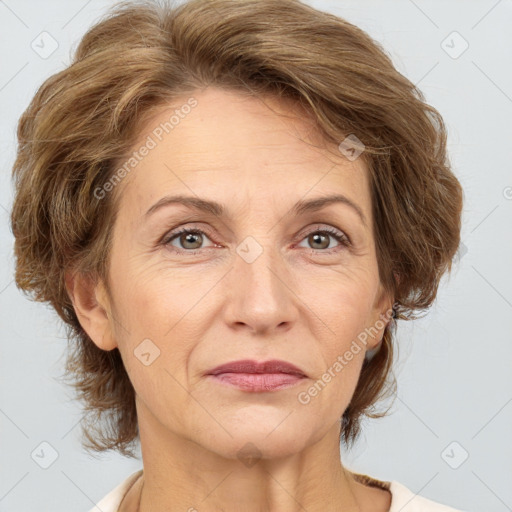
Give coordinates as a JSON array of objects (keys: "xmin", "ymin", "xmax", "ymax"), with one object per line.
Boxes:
[
  {"xmin": 65, "ymin": 269, "xmax": 117, "ymax": 351},
  {"xmin": 366, "ymin": 282, "xmax": 394, "ymax": 350}
]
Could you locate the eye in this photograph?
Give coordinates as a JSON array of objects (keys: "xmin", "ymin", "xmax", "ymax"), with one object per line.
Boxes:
[
  {"xmin": 162, "ymin": 227, "xmax": 216, "ymax": 254},
  {"xmin": 296, "ymin": 226, "xmax": 350, "ymax": 253},
  {"xmin": 161, "ymin": 224, "xmax": 350, "ymax": 255}
]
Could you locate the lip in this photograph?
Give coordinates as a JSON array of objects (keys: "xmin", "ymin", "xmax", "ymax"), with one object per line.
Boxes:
[
  {"xmin": 206, "ymin": 359, "xmax": 307, "ymax": 377},
  {"xmin": 205, "ymin": 359, "xmax": 308, "ymax": 392}
]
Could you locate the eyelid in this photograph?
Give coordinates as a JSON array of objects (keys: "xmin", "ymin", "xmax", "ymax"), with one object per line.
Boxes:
[
  {"xmin": 161, "ymin": 222, "xmax": 351, "ymax": 253},
  {"xmin": 160, "ymin": 223, "xmax": 216, "ymax": 247},
  {"xmin": 160, "ymin": 224, "xmax": 352, "ymax": 256},
  {"xmin": 298, "ymin": 223, "xmax": 351, "ymax": 247}
]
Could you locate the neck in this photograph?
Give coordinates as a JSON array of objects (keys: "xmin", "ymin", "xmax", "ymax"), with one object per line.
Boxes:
[{"xmin": 134, "ymin": 401, "xmax": 362, "ymax": 512}]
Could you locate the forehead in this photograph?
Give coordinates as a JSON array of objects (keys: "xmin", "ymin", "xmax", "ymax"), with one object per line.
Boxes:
[{"xmin": 114, "ymin": 87, "xmax": 371, "ymax": 219}]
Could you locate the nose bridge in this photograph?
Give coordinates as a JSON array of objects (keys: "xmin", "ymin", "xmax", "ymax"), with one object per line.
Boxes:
[
  {"xmin": 228, "ymin": 229, "xmax": 296, "ymax": 329},
  {"xmin": 237, "ymin": 231, "xmax": 285, "ymax": 295}
]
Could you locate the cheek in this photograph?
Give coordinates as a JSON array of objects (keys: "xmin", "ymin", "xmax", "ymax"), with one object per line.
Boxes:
[
  {"xmin": 304, "ymin": 266, "xmax": 377, "ymax": 340},
  {"xmin": 300, "ymin": 271, "xmax": 376, "ymax": 395},
  {"xmin": 108, "ymin": 260, "xmax": 215, "ymax": 398},
  {"xmin": 105, "ymin": 264, "xmax": 181, "ymax": 384},
  {"xmin": 297, "ymin": 345, "xmax": 365, "ymax": 433},
  {"xmin": 108, "ymin": 248, "xmax": 178, "ymax": 332}
]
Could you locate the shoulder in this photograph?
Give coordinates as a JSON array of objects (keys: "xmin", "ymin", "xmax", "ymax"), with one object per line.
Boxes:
[
  {"xmin": 350, "ymin": 471, "xmax": 465, "ymax": 512},
  {"xmin": 388, "ymin": 480, "xmax": 465, "ymax": 511},
  {"xmin": 87, "ymin": 469, "xmax": 143, "ymax": 512}
]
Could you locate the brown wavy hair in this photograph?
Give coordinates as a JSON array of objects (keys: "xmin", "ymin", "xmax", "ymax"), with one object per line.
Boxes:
[{"xmin": 10, "ymin": 0, "xmax": 463, "ymax": 457}]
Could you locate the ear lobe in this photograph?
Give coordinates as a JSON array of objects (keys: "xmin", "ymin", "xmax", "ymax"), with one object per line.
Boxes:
[{"xmin": 65, "ymin": 269, "xmax": 117, "ymax": 351}]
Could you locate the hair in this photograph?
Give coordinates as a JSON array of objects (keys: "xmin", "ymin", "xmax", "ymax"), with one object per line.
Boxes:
[{"xmin": 10, "ymin": 0, "xmax": 463, "ymax": 457}]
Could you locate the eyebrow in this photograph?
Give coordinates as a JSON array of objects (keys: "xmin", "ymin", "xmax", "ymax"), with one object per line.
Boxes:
[{"xmin": 145, "ymin": 193, "xmax": 367, "ymax": 226}]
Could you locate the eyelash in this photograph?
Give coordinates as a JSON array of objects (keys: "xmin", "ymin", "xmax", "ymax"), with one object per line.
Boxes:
[{"xmin": 161, "ymin": 225, "xmax": 351, "ymax": 255}]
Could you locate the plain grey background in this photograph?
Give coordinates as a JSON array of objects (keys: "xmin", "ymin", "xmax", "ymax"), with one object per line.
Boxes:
[{"xmin": 1, "ymin": 1, "xmax": 511, "ymax": 511}]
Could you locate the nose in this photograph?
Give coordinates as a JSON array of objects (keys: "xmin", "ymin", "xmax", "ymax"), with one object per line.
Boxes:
[{"xmin": 223, "ymin": 236, "xmax": 299, "ymax": 335}]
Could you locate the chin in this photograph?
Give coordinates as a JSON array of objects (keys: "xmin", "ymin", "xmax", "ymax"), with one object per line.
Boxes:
[
  {"xmin": 212, "ymin": 435, "xmax": 308, "ymax": 464},
  {"xmin": 197, "ymin": 415, "xmax": 314, "ymax": 463}
]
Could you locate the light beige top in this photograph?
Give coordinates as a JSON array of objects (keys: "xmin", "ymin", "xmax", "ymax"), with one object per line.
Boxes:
[{"xmin": 88, "ymin": 468, "xmax": 465, "ymax": 511}]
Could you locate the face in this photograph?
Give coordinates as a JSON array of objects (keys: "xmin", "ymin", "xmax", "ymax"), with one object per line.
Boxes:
[{"xmin": 80, "ymin": 87, "xmax": 392, "ymax": 461}]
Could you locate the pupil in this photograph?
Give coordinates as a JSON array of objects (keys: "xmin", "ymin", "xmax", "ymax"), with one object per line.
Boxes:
[
  {"xmin": 311, "ymin": 233, "xmax": 328, "ymax": 249},
  {"xmin": 183, "ymin": 232, "xmax": 201, "ymax": 249}
]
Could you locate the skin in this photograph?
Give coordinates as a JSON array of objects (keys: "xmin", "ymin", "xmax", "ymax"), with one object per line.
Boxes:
[{"xmin": 67, "ymin": 87, "xmax": 393, "ymax": 512}]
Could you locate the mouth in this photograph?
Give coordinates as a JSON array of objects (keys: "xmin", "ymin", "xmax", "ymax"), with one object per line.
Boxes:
[{"xmin": 205, "ymin": 359, "xmax": 308, "ymax": 392}]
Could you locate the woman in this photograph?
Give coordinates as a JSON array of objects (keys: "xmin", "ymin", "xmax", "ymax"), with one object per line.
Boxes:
[{"xmin": 10, "ymin": 0, "xmax": 464, "ymax": 510}]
